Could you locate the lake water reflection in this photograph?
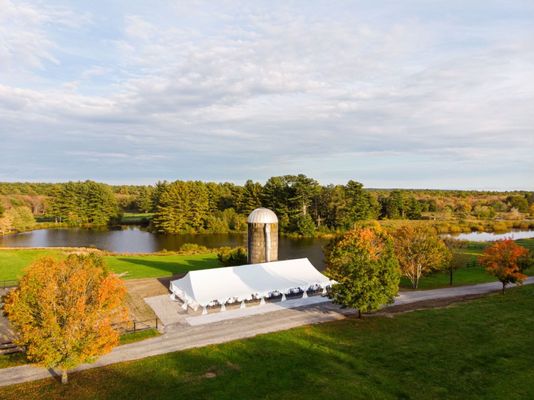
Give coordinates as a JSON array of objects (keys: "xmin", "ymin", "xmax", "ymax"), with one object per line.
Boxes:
[
  {"xmin": 448, "ymin": 230, "xmax": 534, "ymax": 242},
  {"xmin": 0, "ymin": 227, "xmax": 330, "ymax": 269},
  {"xmin": 3, "ymin": 227, "xmax": 533, "ymax": 270}
]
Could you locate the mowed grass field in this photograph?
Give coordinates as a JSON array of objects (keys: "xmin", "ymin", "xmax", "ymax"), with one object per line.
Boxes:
[
  {"xmin": 0, "ymin": 249, "xmax": 220, "ymax": 281},
  {"xmin": 2, "ymin": 284, "xmax": 534, "ymax": 399}
]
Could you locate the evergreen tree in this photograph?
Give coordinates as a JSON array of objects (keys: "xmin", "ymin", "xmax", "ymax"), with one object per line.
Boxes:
[
  {"xmin": 238, "ymin": 180, "xmax": 263, "ymax": 214},
  {"xmin": 152, "ymin": 181, "xmax": 209, "ymax": 233},
  {"xmin": 50, "ymin": 181, "xmax": 118, "ymax": 226}
]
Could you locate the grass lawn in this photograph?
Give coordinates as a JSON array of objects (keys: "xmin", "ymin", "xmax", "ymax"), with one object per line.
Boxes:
[
  {"xmin": 104, "ymin": 253, "xmax": 220, "ymax": 279},
  {"xmin": 2, "ymin": 285, "xmax": 534, "ymax": 399},
  {"xmin": 0, "ymin": 249, "xmax": 220, "ymax": 281},
  {"xmin": 119, "ymin": 329, "xmax": 160, "ymax": 345},
  {"xmin": 120, "ymin": 213, "xmax": 154, "ymax": 224},
  {"xmin": 517, "ymin": 238, "xmax": 534, "ymax": 251},
  {"xmin": 0, "ymin": 353, "xmax": 27, "ymax": 369},
  {"xmin": 401, "ymin": 238, "xmax": 534, "ymax": 290},
  {"xmin": 0, "ymin": 249, "xmax": 63, "ymax": 281}
]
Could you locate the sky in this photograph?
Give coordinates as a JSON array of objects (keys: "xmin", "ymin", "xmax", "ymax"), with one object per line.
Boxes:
[{"xmin": 0, "ymin": 0, "xmax": 533, "ymax": 190}]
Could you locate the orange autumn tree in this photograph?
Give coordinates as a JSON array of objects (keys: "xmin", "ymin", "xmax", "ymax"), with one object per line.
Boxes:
[
  {"xmin": 4, "ymin": 253, "xmax": 126, "ymax": 384},
  {"xmin": 478, "ymin": 239, "xmax": 528, "ymax": 294}
]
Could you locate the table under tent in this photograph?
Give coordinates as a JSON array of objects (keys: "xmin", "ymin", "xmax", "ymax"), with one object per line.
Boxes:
[{"xmin": 169, "ymin": 258, "xmax": 335, "ymax": 315}]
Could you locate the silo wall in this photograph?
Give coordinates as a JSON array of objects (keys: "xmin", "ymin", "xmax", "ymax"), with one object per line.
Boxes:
[{"xmin": 247, "ymin": 222, "xmax": 279, "ymax": 264}]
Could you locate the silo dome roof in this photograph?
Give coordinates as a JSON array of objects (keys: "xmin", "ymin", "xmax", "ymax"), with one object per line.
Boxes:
[{"xmin": 247, "ymin": 208, "xmax": 278, "ymax": 224}]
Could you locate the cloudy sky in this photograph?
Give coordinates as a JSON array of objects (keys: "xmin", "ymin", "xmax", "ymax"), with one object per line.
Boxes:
[{"xmin": 1, "ymin": 0, "xmax": 533, "ymax": 189}]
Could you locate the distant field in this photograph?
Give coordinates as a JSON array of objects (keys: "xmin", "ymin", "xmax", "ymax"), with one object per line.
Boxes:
[
  {"xmin": 119, "ymin": 213, "xmax": 153, "ymax": 224},
  {"xmin": 0, "ymin": 249, "xmax": 220, "ymax": 281},
  {"xmin": 2, "ymin": 283, "xmax": 534, "ymax": 399}
]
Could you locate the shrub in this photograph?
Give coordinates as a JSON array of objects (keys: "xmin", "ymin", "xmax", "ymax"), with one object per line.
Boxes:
[
  {"xmin": 217, "ymin": 247, "xmax": 248, "ymax": 266},
  {"xmin": 179, "ymin": 243, "xmax": 210, "ymax": 255}
]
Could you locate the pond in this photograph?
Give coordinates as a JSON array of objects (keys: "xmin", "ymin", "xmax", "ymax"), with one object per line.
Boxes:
[
  {"xmin": 0, "ymin": 227, "xmax": 331, "ymax": 269},
  {"xmin": 2, "ymin": 227, "xmax": 533, "ymax": 270},
  {"xmin": 448, "ymin": 230, "xmax": 534, "ymax": 242}
]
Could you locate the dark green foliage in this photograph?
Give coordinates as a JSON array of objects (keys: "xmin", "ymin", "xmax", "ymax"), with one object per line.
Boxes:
[
  {"xmin": 506, "ymin": 195, "xmax": 529, "ymax": 213},
  {"xmin": 294, "ymin": 214, "xmax": 316, "ymax": 237},
  {"xmin": 325, "ymin": 225, "xmax": 400, "ymax": 315},
  {"xmin": 237, "ymin": 180, "xmax": 263, "ymax": 214},
  {"xmin": 379, "ymin": 190, "xmax": 423, "ymax": 220},
  {"xmin": 152, "ymin": 181, "xmax": 209, "ymax": 234},
  {"xmin": 49, "ymin": 181, "xmax": 118, "ymax": 226},
  {"xmin": 217, "ymin": 247, "xmax": 248, "ymax": 266},
  {"xmin": 381, "ymin": 190, "xmax": 405, "ymax": 219},
  {"xmin": 134, "ymin": 186, "xmax": 154, "ymax": 213},
  {"xmin": 2, "ymin": 181, "xmax": 533, "ymax": 236},
  {"xmin": 342, "ymin": 180, "xmax": 379, "ymax": 225}
]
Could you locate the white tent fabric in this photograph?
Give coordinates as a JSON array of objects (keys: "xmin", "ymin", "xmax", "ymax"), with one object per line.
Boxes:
[{"xmin": 169, "ymin": 258, "xmax": 334, "ymax": 311}]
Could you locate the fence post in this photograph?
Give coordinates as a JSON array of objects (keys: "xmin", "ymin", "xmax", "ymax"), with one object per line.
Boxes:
[
  {"xmin": 156, "ymin": 318, "xmax": 158, "ymax": 330},
  {"xmin": 133, "ymin": 321, "xmax": 136, "ymax": 333}
]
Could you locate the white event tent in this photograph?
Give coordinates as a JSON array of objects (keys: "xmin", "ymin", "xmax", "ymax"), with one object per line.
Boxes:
[{"xmin": 169, "ymin": 258, "xmax": 334, "ymax": 314}]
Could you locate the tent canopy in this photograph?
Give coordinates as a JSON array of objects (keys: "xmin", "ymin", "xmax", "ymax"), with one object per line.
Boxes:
[{"xmin": 170, "ymin": 258, "xmax": 333, "ymax": 309}]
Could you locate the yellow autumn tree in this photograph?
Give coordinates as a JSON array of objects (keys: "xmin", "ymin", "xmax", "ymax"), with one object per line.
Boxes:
[{"xmin": 4, "ymin": 253, "xmax": 126, "ymax": 384}]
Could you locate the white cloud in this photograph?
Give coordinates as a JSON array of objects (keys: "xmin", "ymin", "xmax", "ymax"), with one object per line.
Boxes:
[{"xmin": 0, "ymin": 1, "xmax": 533, "ymax": 188}]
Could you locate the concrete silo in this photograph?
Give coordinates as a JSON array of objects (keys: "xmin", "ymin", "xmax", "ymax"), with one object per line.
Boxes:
[{"xmin": 247, "ymin": 208, "xmax": 278, "ymax": 264}]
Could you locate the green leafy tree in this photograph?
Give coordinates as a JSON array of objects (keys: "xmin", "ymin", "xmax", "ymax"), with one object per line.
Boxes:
[
  {"xmin": 135, "ymin": 186, "xmax": 154, "ymax": 213},
  {"xmin": 381, "ymin": 190, "xmax": 406, "ymax": 219},
  {"xmin": 325, "ymin": 224, "xmax": 400, "ymax": 317},
  {"xmin": 393, "ymin": 225, "xmax": 452, "ymax": 289},
  {"xmin": 238, "ymin": 180, "xmax": 263, "ymax": 214},
  {"xmin": 294, "ymin": 214, "xmax": 316, "ymax": 237},
  {"xmin": 262, "ymin": 176, "xmax": 292, "ymax": 230},
  {"xmin": 318, "ymin": 184, "xmax": 347, "ymax": 229},
  {"xmin": 342, "ymin": 180, "xmax": 377, "ymax": 227},
  {"xmin": 506, "ymin": 195, "xmax": 528, "ymax": 213}
]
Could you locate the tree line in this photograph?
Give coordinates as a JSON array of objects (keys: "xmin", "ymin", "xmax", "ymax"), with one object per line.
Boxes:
[{"xmin": 1, "ymin": 177, "xmax": 533, "ymax": 235}]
